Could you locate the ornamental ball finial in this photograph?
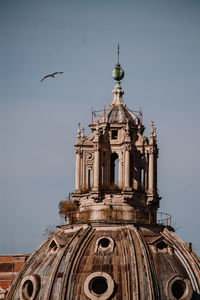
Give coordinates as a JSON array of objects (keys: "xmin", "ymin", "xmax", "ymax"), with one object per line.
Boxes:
[
  {"xmin": 112, "ymin": 64, "xmax": 124, "ymax": 81},
  {"xmin": 112, "ymin": 44, "xmax": 125, "ymax": 81}
]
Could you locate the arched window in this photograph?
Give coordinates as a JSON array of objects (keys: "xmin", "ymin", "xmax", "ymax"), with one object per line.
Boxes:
[
  {"xmin": 130, "ymin": 153, "xmax": 134, "ymax": 188},
  {"xmin": 140, "ymin": 168, "xmax": 145, "ymax": 188},
  {"xmin": 110, "ymin": 153, "xmax": 119, "ymax": 186},
  {"xmin": 88, "ymin": 169, "xmax": 92, "ymax": 189}
]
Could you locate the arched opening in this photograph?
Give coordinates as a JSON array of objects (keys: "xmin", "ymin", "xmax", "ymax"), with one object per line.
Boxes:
[
  {"xmin": 130, "ymin": 153, "xmax": 134, "ymax": 188},
  {"xmin": 110, "ymin": 153, "xmax": 118, "ymax": 186},
  {"xmin": 88, "ymin": 169, "xmax": 92, "ymax": 189},
  {"xmin": 140, "ymin": 168, "xmax": 145, "ymax": 188}
]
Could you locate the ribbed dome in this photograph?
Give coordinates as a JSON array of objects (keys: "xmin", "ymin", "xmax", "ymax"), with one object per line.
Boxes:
[
  {"xmin": 93, "ymin": 104, "xmax": 139, "ymax": 124},
  {"xmin": 8, "ymin": 224, "xmax": 200, "ymax": 299},
  {"xmin": 107, "ymin": 104, "xmax": 139, "ymax": 124}
]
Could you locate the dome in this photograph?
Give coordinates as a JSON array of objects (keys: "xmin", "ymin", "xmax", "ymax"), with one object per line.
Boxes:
[
  {"xmin": 93, "ymin": 104, "xmax": 140, "ymax": 124},
  {"xmin": 8, "ymin": 223, "xmax": 200, "ymax": 299}
]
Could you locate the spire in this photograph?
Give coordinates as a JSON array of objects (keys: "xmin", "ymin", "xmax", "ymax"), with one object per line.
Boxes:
[
  {"xmin": 81, "ymin": 125, "xmax": 85, "ymax": 139},
  {"xmin": 117, "ymin": 43, "xmax": 120, "ymax": 64},
  {"xmin": 150, "ymin": 121, "xmax": 154, "ymax": 138},
  {"xmin": 112, "ymin": 44, "xmax": 125, "ymax": 83},
  {"xmin": 77, "ymin": 123, "xmax": 81, "ymax": 139},
  {"xmin": 153, "ymin": 124, "xmax": 157, "ymax": 141},
  {"xmin": 150, "ymin": 120, "xmax": 157, "ymax": 142},
  {"xmin": 111, "ymin": 44, "xmax": 125, "ymax": 105}
]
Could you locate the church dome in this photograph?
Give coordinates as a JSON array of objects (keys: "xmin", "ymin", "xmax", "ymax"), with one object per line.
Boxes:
[
  {"xmin": 8, "ymin": 223, "xmax": 200, "ymax": 299},
  {"xmin": 93, "ymin": 103, "xmax": 140, "ymax": 125},
  {"xmin": 8, "ymin": 53, "xmax": 200, "ymax": 300},
  {"xmin": 107, "ymin": 104, "xmax": 139, "ymax": 124}
]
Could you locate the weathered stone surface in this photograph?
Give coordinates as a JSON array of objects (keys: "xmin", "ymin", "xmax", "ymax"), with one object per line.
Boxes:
[{"xmin": 7, "ymin": 224, "xmax": 200, "ymax": 299}]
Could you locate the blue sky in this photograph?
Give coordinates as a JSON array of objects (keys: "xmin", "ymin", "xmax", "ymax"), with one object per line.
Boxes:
[{"xmin": 0, "ymin": 0, "xmax": 200, "ymax": 255}]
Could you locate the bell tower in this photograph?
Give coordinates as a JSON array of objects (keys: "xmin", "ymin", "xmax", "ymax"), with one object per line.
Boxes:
[{"xmin": 73, "ymin": 48, "xmax": 160, "ymax": 225}]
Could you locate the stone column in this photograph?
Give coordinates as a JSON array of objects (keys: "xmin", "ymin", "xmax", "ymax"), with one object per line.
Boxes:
[
  {"xmin": 93, "ymin": 145, "xmax": 100, "ymax": 190},
  {"xmin": 149, "ymin": 148, "xmax": 154, "ymax": 193},
  {"xmin": 75, "ymin": 148, "xmax": 81, "ymax": 192},
  {"xmin": 133, "ymin": 166, "xmax": 138, "ymax": 190},
  {"xmin": 124, "ymin": 146, "xmax": 130, "ymax": 190}
]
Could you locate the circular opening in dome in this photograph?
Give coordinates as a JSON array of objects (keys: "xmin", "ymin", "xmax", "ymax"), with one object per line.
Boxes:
[
  {"xmin": 90, "ymin": 276, "xmax": 108, "ymax": 295},
  {"xmin": 157, "ymin": 241, "xmax": 168, "ymax": 250},
  {"xmin": 99, "ymin": 238, "xmax": 110, "ymax": 248},
  {"xmin": 171, "ymin": 280, "xmax": 186, "ymax": 299},
  {"xmin": 84, "ymin": 272, "xmax": 115, "ymax": 299},
  {"xmin": 22, "ymin": 280, "xmax": 34, "ymax": 299}
]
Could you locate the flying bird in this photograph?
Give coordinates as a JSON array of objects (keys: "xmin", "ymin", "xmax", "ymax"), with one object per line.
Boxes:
[{"xmin": 41, "ymin": 72, "xmax": 64, "ymax": 82}]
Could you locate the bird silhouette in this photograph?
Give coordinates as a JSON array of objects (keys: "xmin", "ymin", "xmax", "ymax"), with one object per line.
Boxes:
[{"xmin": 41, "ymin": 72, "xmax": 64, "ymax": 82}]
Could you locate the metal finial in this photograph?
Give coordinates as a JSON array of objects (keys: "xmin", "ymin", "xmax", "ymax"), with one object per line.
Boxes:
[
  {"xmin": 150, "ymin": 121, "xmax": 154, "ymax": 138},
  {"xmin": 112, "ymin": 44, "xmax": 124, "ymax": 82},
  {"xmin": 81, "ymin": 126, "xmax": 85, "ymax": 139},
  {"xmin": 117, "ymin": 43, "xmax": 120, "ymax": 64},
  {"xmin": 153, "ymin": 126, "xmax": 157, "ymax": 140},
  {"xmin": 77, "ymin": 123, "xmax": 81, "ymax": 139}
]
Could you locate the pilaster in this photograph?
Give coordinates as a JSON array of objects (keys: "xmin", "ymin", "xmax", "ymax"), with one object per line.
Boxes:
[
  {"xmin": 124, "ymin": 145, "xmax": 131, "ymax": 191},
  {"xmin": 93, "ymin": 144, "xmax": 100, "ymax": 191},
  {"xmin": 75, "ymin": 148, "xmax": 81, "ymax": 193}
]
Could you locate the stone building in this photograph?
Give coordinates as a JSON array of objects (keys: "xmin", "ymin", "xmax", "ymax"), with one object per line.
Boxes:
[{"xmin": 7, "ymin": 57, "xmax": 200, "ymax": 299}]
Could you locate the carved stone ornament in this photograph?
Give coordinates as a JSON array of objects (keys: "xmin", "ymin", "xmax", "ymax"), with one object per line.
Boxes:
[
  {"xmin": 125, "ymin": 145, "xmax": 131, "ymax": 152},
  {"xmin": 94, "ymin": 144, "xmax": 100, "ymax": 151},
  {"xmin": 75, "ymin": 148, "xmax": 82, "ymax": 155},
  {"xmin": 86, "ymin": 152, "xmax": 94, "ymax": 161}
]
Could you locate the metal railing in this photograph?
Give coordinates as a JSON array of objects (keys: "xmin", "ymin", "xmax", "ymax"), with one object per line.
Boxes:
[
  {"xmin": 157, "ymin": 212, "xmax": 172, "ymax": 227},
  {"xmin": 63, "ymin": 210, "xmax": 172, "ymax": 227},
  {"xmin": 91, "ymin": 107, "xmax": 143, "ymax": 124}
]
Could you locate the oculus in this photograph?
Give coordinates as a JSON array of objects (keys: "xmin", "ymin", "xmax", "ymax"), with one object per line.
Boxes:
[
  {"xmin": 166, "ymin": 274, "xmax": 193, "ymax": 300},
  {"xmin": 84, "ymin": 272, "xmax": 114, "ymax": 300},
  {"xmin": 95, "ymin": 236, "xmax": 115, "ymax": 253},
  {"xmin": 20, "ymin": 275, "xmax": 40, "ymax": 300}
]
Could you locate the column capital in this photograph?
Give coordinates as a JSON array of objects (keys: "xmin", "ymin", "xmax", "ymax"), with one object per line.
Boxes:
[
  {"xmin": 149, "ymin": 147, "xmax": 154, "ymax": 155},
  {"xmin": 75, "ymin": 147, "xmax": 82, "ymax": 155},
  {"xmin": 125, "ymin": 144, "xmax": 131, "ymax": 152},
  {"xmin": 94, "ymin": 144, "xmax": 100, "ymax": 151}
]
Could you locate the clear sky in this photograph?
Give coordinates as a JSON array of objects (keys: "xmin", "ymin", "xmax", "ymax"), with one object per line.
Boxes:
[{"xmin": 0, "ymin": 0, "xmax": 200, "ymax": 255}]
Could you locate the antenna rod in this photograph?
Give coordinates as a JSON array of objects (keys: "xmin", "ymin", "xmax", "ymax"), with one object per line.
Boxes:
[{"xmin": 117, "ymin": 43, "xmax": 120, "ymax": 64}]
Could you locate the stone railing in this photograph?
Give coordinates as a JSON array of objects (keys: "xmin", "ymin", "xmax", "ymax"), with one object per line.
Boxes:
[{"xmin": 65, "ymin": 209, "xmax": 155, "ymax": 225}]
